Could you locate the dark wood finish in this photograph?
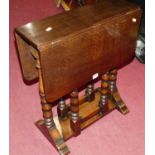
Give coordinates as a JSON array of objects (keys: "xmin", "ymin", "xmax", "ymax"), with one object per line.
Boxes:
[
  {"xmin": 109, "ymin": 69, "xmax": 117, "ymax": 93},
  {"xmin": 15, "ymin": 0, "xmax": 141, "ymax": 47},
  {"xmin": 15, "ymin": 33, "xmax": 38, "ymax": 81},
  {"xmin": 109, "ymin": 69, "xmax": 129, "ymax": 114},
  {"xmin": 36, "ymin": 60, "xmax": 54, "ymax": 129},
  {"xmin": 70, "ymin": 90, "xmax": 81, "ymax": 136},
  {"xmin": 36, "ymin": 86, "xmax": 128, "ymax": 141},
  {"xmin": 99, "ymin": 72, "xmax": 109, "ymax": 114},
  {"xmin": 15, "ymin": 1, "xmax": 141, "ymax": 154},
  {"xmin": 15, "ymin": 0, "xmax": 141, "ymax": 102},
  {"xmin": 112, "ymin": 88, "xmax": 129, "ymax": 114},
  {"xmin": 57, "ymin": 99, "xmax": 68, "ymax": 119},
  {"xmin": 35, "ymin": 56, "xmax": 70, "ymax": 155},
  {"xmin": 36, "ymin": 120, "xmax": 70, "ymax": 155},
  {"xmin": 85, "ymin": 83, "xmax": 95, "ymax": 102}
]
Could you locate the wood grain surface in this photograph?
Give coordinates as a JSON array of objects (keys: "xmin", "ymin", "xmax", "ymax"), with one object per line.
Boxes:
[{"xmin": 15, "ymin": 0, "xmax": 142, "ymax": 102}]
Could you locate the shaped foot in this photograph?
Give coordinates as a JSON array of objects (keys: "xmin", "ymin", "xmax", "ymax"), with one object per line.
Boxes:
[
  {"xmin": 36, "ymin": 120, "xmax": 70, "ymax": 155},
  {"xmin": 112, "ymin": 88, "xmax": 129, "ymax": 115}
]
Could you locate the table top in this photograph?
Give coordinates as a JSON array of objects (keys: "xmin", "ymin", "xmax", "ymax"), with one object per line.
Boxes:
[
  {"xmin": 15, "ymin": 0, "xmax": 139, "ymax": 50},
  {"xmin": 15, "ymin": 0, "xmax": 141, "ymax": 102}
]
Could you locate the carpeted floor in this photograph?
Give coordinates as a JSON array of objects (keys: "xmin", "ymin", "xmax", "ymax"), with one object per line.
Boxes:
[{"xmin": 10, "ymin": 0, "xmax": 145, "ymax": 155}]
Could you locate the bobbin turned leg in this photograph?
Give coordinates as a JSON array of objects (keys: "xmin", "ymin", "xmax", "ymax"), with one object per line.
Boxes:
[
  {"xmin": 57, "ymin": 98, "xmax": 68, "ymax": 120},
  {"xmin": 109, "ymin": 69, "xmax": 117, "ymax": 93},
  {"xmin": 109, "ymin": 69, "xmax": 129, "ymax": 114},
  {"xmin": 40, "ymin": 95, "xmax": 55, "ymax": 129},
  {"xmin": 70, "ymin": 90, "xmax": 81, "ymax": 136},
  {"xmin": 85, "ymin": 83, "xmax": 95, "ymax": 102},
  {"xmin": 99, "ymin": 72, "xmax": 109, "ymax": 115},
  {"xmin": 36, "ymin": 60, "xmax": 70, "ymax": 155}
]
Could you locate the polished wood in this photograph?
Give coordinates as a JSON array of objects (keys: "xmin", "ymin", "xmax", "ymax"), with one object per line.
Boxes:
[
  {"xmin": 70, "ymin": 90, "xmax": 81, "ymax": 136},
  {"xmin": 36, "ymin": 120, "xmax": 70, "ymax": 155},
  {"xmin": 15, "ymin": 0, "xmax": 141, "ymax": 102},
  {"xmin": 36, "ymin": 58, "xmax": 54, "ymax": 129},
  {"xmin": 15, "ymin": 0, "xmax": 141, "ymax": 154},
  {"xmin": 36, "ymin": 84, "xmax": 129, "ymax": 144},
  {"xmin": 85, "ymin": 83, "xmax": 95, "ymax": 102},
  {"xmin": 35, "ymin": 55, "xmax": 70, "ymax": 155},
  {"xmin": 57, "ymin": 99, "xmax": 68, "ymax": 119},
  {"xmin": 15, "ymin": 33, "xmax": 38, "ymax": 81},
  {"xmin": 99, "ymin": 72, "xmax": 109, "ymax": 114},
  {"xmin": 109, "ymin": 69, "xmax": 129, "ymax": 114},
  {"xmin": 109, "ymin": 69, "xmax": 117, "ymax": 93},
  {"xmin": 36, "ymin": 87, "xmax": 127, "ymax": 140}
]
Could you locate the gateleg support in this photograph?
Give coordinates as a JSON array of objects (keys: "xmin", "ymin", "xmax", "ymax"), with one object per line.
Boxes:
[
  {"xmin": 70, "ymin": 90, "xmax": 81, "ymax": 136},
  {"xmin": 35, "ymin": 58, "xmax": 70, "ymax": 155},
  {"xmin": 99, "ymin": 72, "xmax": 109, "ymax": 115}
]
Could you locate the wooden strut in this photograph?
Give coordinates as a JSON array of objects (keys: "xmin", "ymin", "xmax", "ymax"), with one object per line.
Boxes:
[
  {"xmin": 35, "ymin": 68, "xmax": 130, "ymax": 155},
  {"xmin": 15, "ymin": 1, "xmax": 141, "ymax": 154},
  {"xmin": 35, "ymin": 68, "xmax": 129, "ymax": 155},
  {"xmin": 36, "ymin": 59, "xmax": 70, "ymax": 155}
]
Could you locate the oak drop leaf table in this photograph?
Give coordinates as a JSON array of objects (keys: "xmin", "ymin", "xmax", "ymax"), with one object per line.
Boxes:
[{"xmin": 15, "ymin": 0, "xmax": 141, "ymax": 154}]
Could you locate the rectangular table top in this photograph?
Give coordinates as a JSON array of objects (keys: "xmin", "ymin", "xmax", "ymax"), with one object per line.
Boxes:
[
  {"xmin": 15, "ymin": 0, "xmax": 141, "ymax": 102},
  {"xmin": 15, "ymin": 0, "xmax": 139, "ymax": 50}
]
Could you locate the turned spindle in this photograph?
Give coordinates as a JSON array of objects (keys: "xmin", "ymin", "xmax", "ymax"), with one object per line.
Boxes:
[
  {"xmin": 37, "ymin": 60, "xmax": 55, "ymax": 129},
  {"xmin": 57, "ymin": 98, "xmax": 68, "ymax": 119},
  {"xmin": 109, "ymin": 69, "xmax": 117, "ymax": 93},
  {"xmin": 85, "ymin": 83, "xmax": 95, "ymax": 102},
  {"xmin": 70, "ymin": 90, "xmax": 81, "ymax": 136},
  {"xmin": 99, "ymin": 72, "xmax": 109, "ymax": 114}
]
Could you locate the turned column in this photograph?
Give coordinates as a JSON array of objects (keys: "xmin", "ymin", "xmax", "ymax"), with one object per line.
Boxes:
[
  {"xmin": 109, "ymin": 69, "xmax": 117, "ymax": 93},
  {"xmin": 85, "ymin": 83, "xmax": 95, "ymax": 102},
  {"xmin": 57, "ymin": 98, "xmax": 68, "ymax": 119},
  {"xmin": 36, "ymin": 60, "xmax": 55, "ymax": 129},
  {"xmin": 70, "ymin": 90, "xmax": 81, "ymax": 136},
  {"xmin": 99, "ymin": 72, "xmax": 109, "ymax": 114}
]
